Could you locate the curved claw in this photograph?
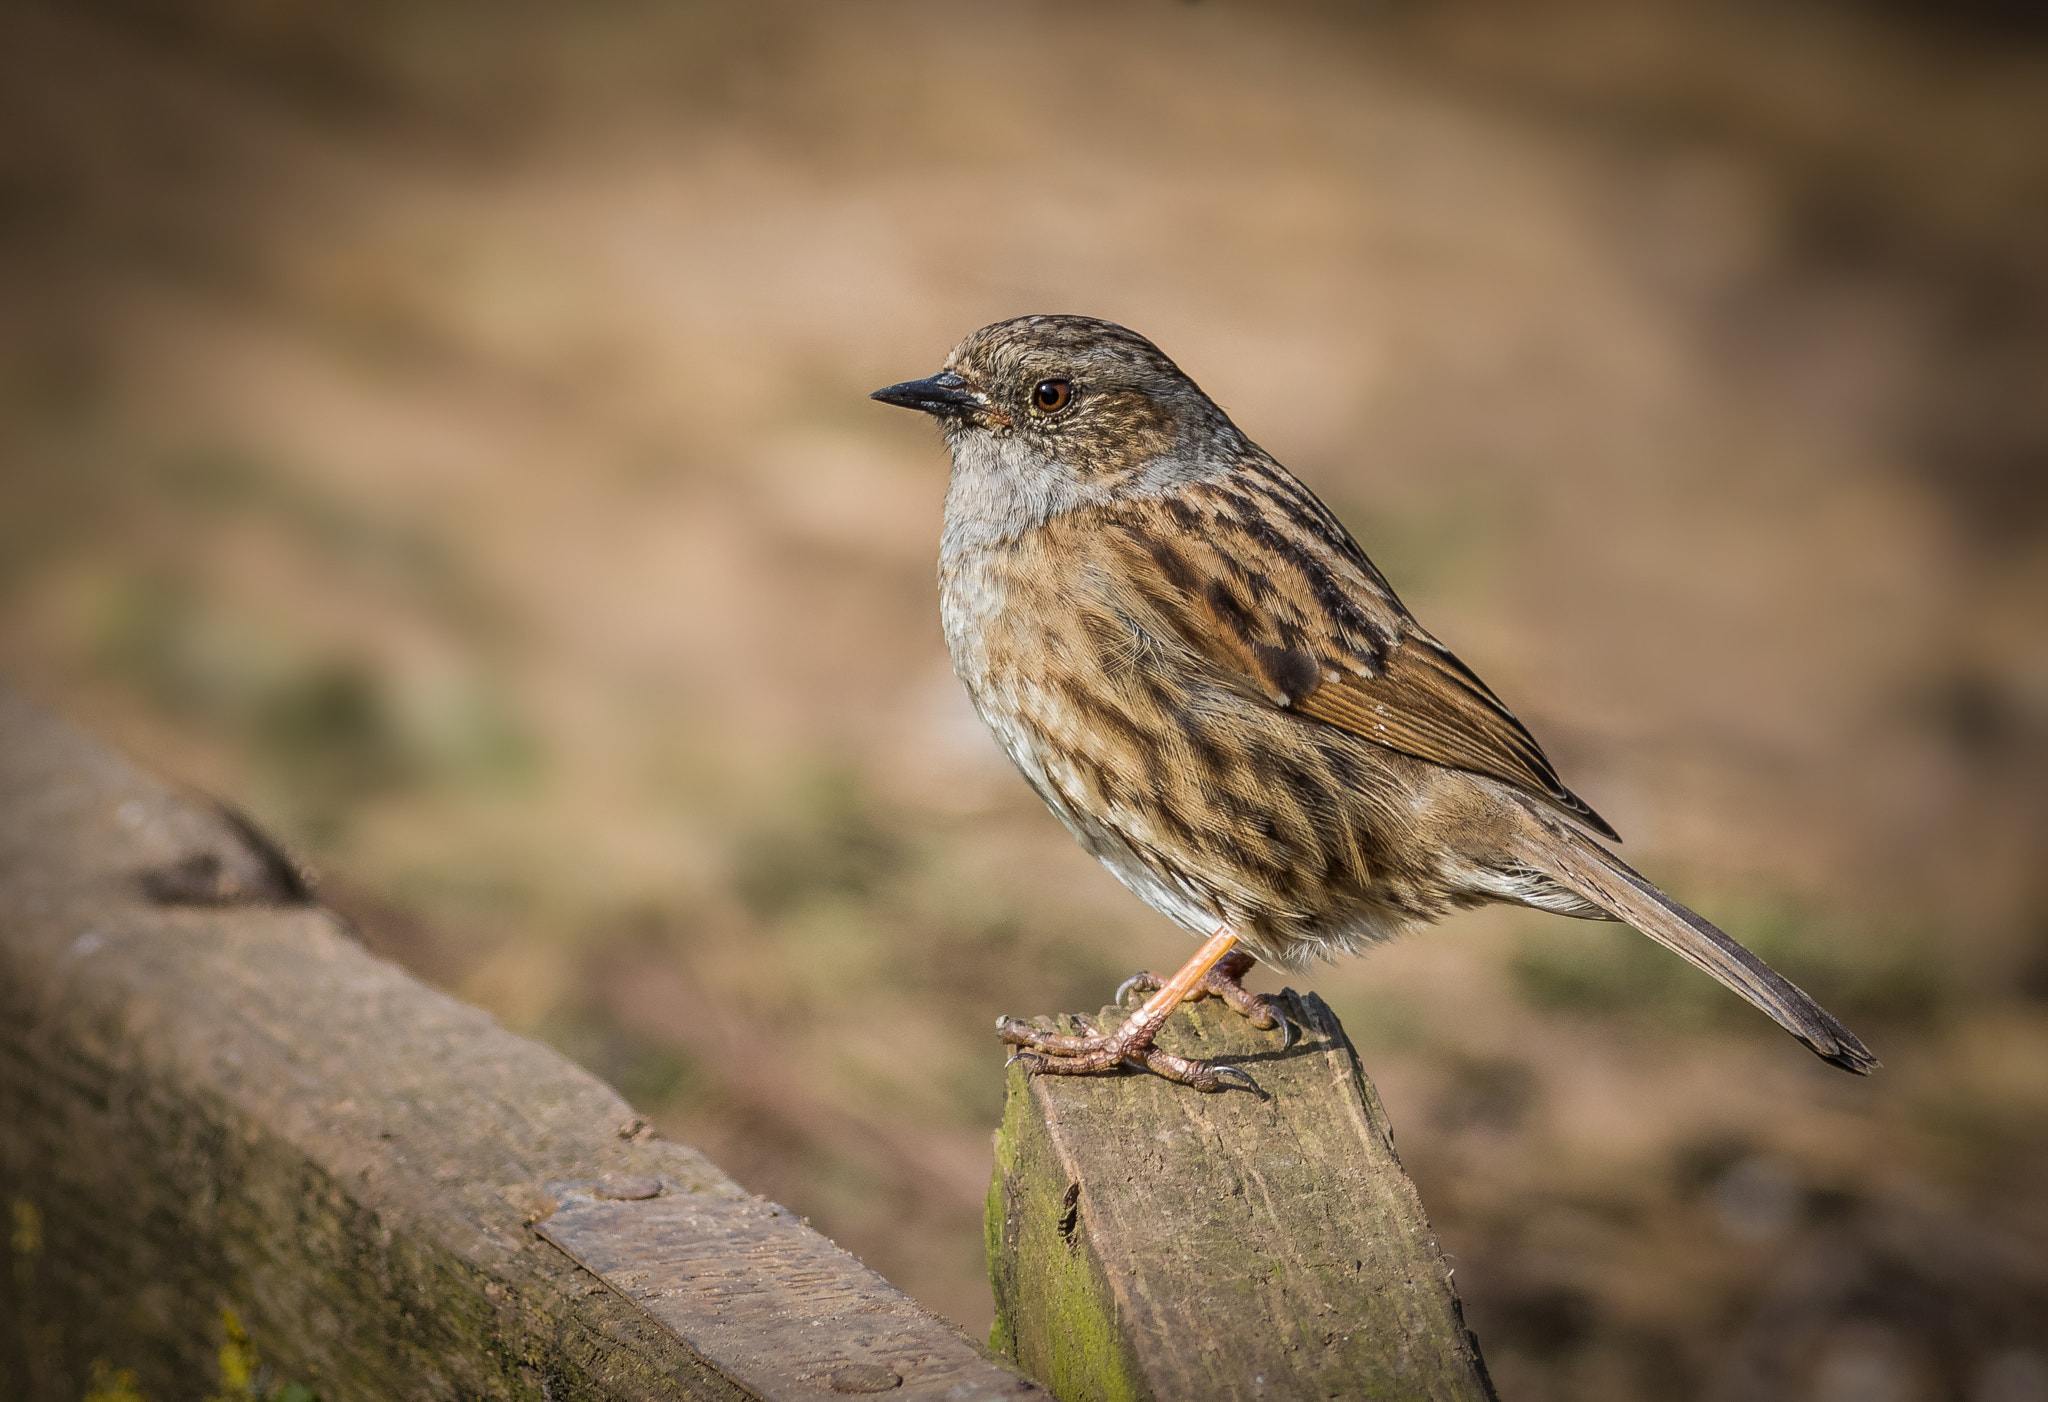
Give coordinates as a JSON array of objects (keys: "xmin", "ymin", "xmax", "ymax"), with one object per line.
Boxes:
[
  {"xmin": 1005, "ymin": 1051, "xmax": 1044, "ymax": 1074},
  {"xmin": 1114, "ymin": 973, "xmax": 1153, "ymax": 1009},
  {"xmin": 1274, "ymin": 1011, "xmax": 1298, "ymax": 1052},
  {"xmin": 1210, "ymin": 1063, "xmax": 1263, "ymax": 1096}
]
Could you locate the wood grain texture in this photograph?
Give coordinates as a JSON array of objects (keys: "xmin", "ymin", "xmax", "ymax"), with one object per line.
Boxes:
[
  {"xmin": 987, "ymin": 993, "xmax": 1497, "ymax": 1402},
  {"xmin": 0, "ymin": 692, "xmax": 1035, "ymax": 1401},
  {"xmin": 541, "ymin": 1186, "xmax": 1034, "ymax": 1400}
]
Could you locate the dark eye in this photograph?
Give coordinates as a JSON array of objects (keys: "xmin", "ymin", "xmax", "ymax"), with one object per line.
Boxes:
[{"xmin": 1033, "ymin": 379, "xmax": 1073, "ymax": 414}]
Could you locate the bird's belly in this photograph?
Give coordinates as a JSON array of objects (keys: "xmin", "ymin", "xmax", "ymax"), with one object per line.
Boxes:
[{"xmin": 941, "ymin": 550, "xmax": 1226, "ymax": 935}]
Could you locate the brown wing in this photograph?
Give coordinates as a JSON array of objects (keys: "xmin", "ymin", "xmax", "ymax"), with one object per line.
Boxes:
[{"xmin": 1094, "ymin": 461, "xmax": 1620, "ymax": 841}]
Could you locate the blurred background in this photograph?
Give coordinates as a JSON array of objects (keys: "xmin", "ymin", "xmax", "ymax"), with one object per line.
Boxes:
[{"xmin": 2, "ymin": 0, "xmax": 2045, "ymax": 1397}]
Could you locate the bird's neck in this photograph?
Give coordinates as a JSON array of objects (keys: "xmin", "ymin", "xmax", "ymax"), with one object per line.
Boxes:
[
  {"xmin": 938, "ymin": 432, "xmax": 1075, "ymax": 559},
  {"xmin": 938, "ymin": 431, "xmax": 1233, "ymax": 560}
]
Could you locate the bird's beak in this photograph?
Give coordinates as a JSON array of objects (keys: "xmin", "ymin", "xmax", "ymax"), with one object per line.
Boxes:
[{"xmin": 870, "ymin": 370, "xmax": 985, "ymax": 417}]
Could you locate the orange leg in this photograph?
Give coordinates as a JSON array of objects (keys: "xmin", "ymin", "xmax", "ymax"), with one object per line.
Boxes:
[
  {"xmin": 1117, "ymin": 948, "xmax": 1293, "ymax": 1045},
  {"xmin": 997, "ymin": 927, "xmax": 1281, "ymax": 1092}
]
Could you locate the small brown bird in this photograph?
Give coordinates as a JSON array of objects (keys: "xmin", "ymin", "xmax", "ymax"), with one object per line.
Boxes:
[{"xmin": 873, "ymin": 314, "xmax": 1876, "ymax": 1091}]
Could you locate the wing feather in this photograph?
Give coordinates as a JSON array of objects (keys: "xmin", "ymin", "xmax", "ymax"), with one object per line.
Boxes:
[{"xmin": 1095, "ymin": 468, "xmax": 1620, "ymax": 840}]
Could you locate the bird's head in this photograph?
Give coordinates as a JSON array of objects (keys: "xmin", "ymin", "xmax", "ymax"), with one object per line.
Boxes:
[{"xmin": 872, "ymin": 316, "xmax": 1241, "ymax": 538}]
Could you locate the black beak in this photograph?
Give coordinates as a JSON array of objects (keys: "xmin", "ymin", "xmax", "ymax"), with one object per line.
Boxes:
[{"xmin": 870, "ymin": 370, "xmax": 983, "ymax": 417}]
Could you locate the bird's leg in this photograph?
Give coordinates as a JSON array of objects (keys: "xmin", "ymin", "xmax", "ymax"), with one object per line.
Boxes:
[
  {"xmin": 997, "ymin": 927, "xmax": 1265, "ymax": 1092},
  {"xmin": 1115, "ymin": 949, "xmax": 1295, "ymax": 1049}
]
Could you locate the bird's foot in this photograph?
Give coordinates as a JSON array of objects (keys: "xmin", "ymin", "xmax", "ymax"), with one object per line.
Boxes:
[
  {"xmin": 1114, "ymin": 950, "xmax": 1296, "ymax": 1050},
  {"xmin": 997, "ymin": 1010, "xmax": 1261, "ymax": 1093},
  {"xmin": 996, "ymin": 932, "xmax": 1277, "ymax": 1093}
]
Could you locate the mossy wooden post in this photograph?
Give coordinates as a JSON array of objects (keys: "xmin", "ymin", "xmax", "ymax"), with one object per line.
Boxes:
[
  {"xmin": 0, "ymin": 692, "xmax": 1038, "ymax": 1401},
  {"xmin": 986, "ymin": 995, "xmax": 1497, "ymax": 1401}
]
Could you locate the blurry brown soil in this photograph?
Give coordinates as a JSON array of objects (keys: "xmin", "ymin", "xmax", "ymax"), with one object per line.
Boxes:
[{"xmin": 3, "ymin": 2, "xmax": 2046, "ymax": 1398}]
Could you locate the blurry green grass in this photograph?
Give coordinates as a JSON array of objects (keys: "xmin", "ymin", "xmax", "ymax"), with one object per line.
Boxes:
[{"xmin": 74, "ymin": 443, "xmax": 542, "ymax": 838}]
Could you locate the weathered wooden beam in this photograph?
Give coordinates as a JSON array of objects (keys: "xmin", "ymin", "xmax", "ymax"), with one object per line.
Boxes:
[
  {"xmin": 0, "ymin": 691, "xmax": 1039, "ymax": 1401},
  {"xmin": 986, "ymin": 996, "xmax": 1498, "ymax": 1401}
]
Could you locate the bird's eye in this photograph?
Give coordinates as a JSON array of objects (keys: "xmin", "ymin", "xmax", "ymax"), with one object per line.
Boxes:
[{"xmin": 1033, "ymin": 379, "xmax": 1073, "ymax": 414}]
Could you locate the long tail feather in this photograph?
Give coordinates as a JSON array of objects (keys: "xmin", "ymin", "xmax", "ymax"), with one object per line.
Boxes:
[{"xmin": 1513, "ymin": 823, "xmax": 1879, "ymax": 1074}]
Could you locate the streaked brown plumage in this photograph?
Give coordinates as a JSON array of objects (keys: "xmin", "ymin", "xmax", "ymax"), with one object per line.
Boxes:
[{"xmin": 873, "ymin": 314, "xmax": 1876, "ymax": 1091}]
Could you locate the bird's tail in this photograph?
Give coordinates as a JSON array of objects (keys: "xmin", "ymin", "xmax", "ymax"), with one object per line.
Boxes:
[{"xmin": 1512, "ymin": 820, "xmax": 1879, "ymax": 1075}]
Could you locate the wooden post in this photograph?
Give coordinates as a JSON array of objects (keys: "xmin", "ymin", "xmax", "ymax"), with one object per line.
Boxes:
[
  {"xmin": 0, "ymin": 691, "xmax": 1038, "ymax": 1401},
  {"xmin": 986, "ymin": 996, "xmax": 1497, "ymax": 1401}
]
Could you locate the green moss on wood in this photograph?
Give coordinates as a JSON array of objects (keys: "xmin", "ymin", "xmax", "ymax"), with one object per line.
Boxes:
[
  {"xmin": 209, "ymin": 1309, "xmax": 321, "ymax": 1402},
  {"xmin": 988, "ymin": 1061, "xmax": 1149, "ymax": 1402}
]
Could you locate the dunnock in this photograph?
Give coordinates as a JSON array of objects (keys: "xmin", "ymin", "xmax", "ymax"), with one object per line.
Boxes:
[{"xmin": 873, "ymin": 315, "xmax": 1876, "ymax": 1091}]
